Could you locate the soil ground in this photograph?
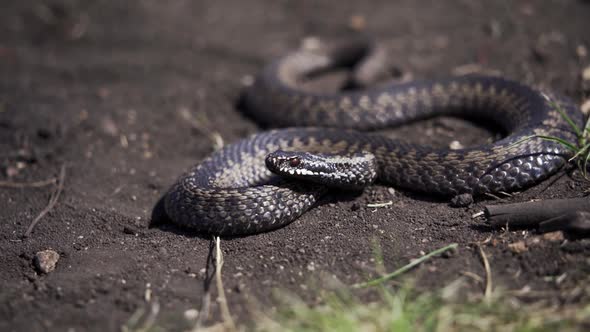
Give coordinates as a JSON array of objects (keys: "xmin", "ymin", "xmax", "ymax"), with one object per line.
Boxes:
[{"xmin": 1, "ymin": 1, "xmax": 590, "ymax": 331}]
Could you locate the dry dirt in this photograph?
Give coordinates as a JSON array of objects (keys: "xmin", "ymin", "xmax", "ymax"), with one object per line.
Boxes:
[{"xmin": 1, "ymin": 1, "xmax": 590, "ymax": 331}]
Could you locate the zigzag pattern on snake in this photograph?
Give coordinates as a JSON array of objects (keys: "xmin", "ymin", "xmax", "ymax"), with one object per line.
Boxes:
[{"xmin": 164, "ymin": 40, "xmax": 583, "ymax": 236}]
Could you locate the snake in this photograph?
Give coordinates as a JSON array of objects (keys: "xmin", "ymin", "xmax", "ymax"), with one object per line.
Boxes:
[{"xmin": 164, "ymin": 39, "xmax": 583, "ymax": 236}]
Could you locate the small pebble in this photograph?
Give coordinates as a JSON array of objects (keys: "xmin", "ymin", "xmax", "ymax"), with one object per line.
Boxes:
[
  {"xmin": 100, "ymin": 117, "xmax": 118, "ymax": 137},
  {"xmin": 449, "ymin": 140, "xmax": 464, "ymax": 150},
  {"xmin": 123, "ymin": 225, "xmax": 138, "ymax": 235},
  {"xmin": 508, "ymin": 241, "xmax": 527, "ymax": 254},
  {"xmin": 349, "ymin": 14, "xmax": 366, "ymax": 31},
  {"xmin": 450, "ymin": 193, "xmax": 473, "ymax": 207},
  {"xmin": 34, "ymin": 250, "xmax": 60, "ymax": 274},
  {"xmin": 184, "ymin": 309, "xmax": 199, "ymax": 321}
]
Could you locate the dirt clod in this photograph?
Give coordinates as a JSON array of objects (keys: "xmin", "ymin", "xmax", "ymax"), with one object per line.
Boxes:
[
  {"xmin": 450, "ymin": 193, "xmax": 474, "ymax": 207},
  {"xmin": 34, "ymin": 250, "xmax": 60, "ymax": 274}
]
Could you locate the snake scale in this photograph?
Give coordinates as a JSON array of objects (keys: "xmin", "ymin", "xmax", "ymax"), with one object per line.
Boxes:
[{"xmin": 164, "ymin": 40, "xmax": 583, "ymax": 236}]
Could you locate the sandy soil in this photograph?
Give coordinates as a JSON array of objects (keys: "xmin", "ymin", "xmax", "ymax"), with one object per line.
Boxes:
[{"xmin": 1, "ymin": 1, "xmax": 590, "ymax": 331}]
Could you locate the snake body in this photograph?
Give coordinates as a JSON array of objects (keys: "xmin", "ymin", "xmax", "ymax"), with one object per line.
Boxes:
[{"xmin": 164, "ymin": 41, "xmax": 583, "ymax": 235}]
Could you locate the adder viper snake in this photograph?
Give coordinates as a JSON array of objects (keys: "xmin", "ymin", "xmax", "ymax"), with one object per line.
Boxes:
[{"xmin": 164, "ymin": 40, "xmax": 583, "ymax": 236}]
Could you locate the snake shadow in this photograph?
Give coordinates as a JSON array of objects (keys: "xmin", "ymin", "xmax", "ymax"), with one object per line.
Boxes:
[{"xmin": 149, "ymin": 194, "xmax": 216, "ymax": 240}]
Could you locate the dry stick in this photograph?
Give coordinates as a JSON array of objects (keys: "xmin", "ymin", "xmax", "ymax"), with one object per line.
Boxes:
[
  {"xmin": 24, "ymin": 164, "xmax": 66, "ymax": 237},
  {"xmin": 477, "ymin": 244, "xmax": 493, "ymax": 301},
  {"xmin": 178, "ymin": 108, "xmax": 224, "ymax": 150},
  {"xmin": 138, "ymin": 301, "xmax": 160, "ymax": 332},
  {"xmin": 0, "ymin": 178, "xmax": 56, "ymax": 188},
  {"xmin": 214, "ymin": 236, "xmax": 236, "ymax": 332},
  {"xmin": 194, "ymin": 240, "xmax": 216, "ymax": 331},
  {"xmin": 485, "ymin": 197, "xmax": 590, "ymax": 228},
  {"xmin": 539, "ymin": 211, "xmax": 590, "ymax": 235}
]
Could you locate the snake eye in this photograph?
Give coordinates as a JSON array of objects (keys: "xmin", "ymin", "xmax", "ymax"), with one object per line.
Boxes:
[{"xmin": 289, "ymin": 157, "xmax": 301, "ymax": 167}]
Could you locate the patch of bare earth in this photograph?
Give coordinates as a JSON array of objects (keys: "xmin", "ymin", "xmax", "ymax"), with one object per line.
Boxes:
[{"xmin": 1, "ymin": 1, "xmax": 589, "ymax": 331}]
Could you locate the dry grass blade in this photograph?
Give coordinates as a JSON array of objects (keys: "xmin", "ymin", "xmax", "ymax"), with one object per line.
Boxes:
[
  {"xmin": 24, "ymin": 164, "xmax": 66, "ymax": 238},
  {"xmin": 367, "ymin": 201, "xmax": 393, "ymax": 208},
  {"xmin": 214, "ymin": 236, "xmax": 236, "ymax": 332},
  {"xmin": 477, "ymin": 244, "xmax": 493, "ymax": 301},
  {"xmin": 179, "ymin": 108, "xmax": 224, "ymax": 150}
]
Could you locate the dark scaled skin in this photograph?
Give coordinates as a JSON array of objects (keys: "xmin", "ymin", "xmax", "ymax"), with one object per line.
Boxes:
[{"xmin": 164, "ymin": 41, "xmax": 583, "ymax": 236}]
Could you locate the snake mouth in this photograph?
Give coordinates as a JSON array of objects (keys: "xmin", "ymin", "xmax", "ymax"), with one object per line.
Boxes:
[
  {"xmin": 265, "ymin": 150, "xmax": 323, "ymax": 178},
  {"xmin": 265, "ymin": 150, "xmax": 378, "ymax": 190}
]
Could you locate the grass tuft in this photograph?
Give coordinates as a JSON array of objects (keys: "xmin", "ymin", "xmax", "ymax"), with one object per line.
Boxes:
[
  {"xmin": 261, "ymin": 281, "xmax": 590, "ymax": 332},
  {"xmin": 257, "ymin": 242, "xmax": 589, "ymax": 331},
  {"xmin": 516, "ymin": 98, "xmax": 590, "ymax": 180}
]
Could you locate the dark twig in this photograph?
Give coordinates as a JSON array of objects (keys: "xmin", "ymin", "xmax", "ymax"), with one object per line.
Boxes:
[
  {"xmin": 24, "ymin": 164, "xmax": 66, "ymax": 238},
  {"xmin": 193, "ymin": 239, "xmax": 216, "ymax": 330},
  {"xmin": 539, "ymin": 211, "xmax": 590, "ymax": 235},
  {"xmin": 485, "ymin": 197, "xmax": 590, "ymax": 228}
]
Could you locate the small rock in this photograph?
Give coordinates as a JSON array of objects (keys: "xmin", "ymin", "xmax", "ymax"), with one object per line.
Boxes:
[
  {"xmin": 184, "ymin": 309, "xmax": 199, "ymax": 321},
  {"xmin": 34, "ymin": 250, "xmax": 60, "ymax": 274},
  {"xmin": 583, "ymin": 66, "xmax": 590, "ymax": 81},
  {"xmin": 240, "ymin": 75, "xmax": 254, "ymax": 86},
  {"xmin": 123, "ymin": 225, "xmax": 138, "ymax": 235},
  {"xmin": 450, "ymin": 193, "xmax": 473, "ymax": 207},
  {"xmin": 100, "ymin": 117, "xmax": 118, "ymax": 137},
  {"xmin": 449, "ymin": 140, "xmax": 464, "ymax": 150},
  {"xmin": 350, "ymin": 202, "xmax": 361, "ymax": 211},
  {"xmin": 348, "ymin": 14, "xmax": 366, "ymax": 31},
  {"xmin": 508, "ymin": 241, "xmax": 527, "ymax": 254}
]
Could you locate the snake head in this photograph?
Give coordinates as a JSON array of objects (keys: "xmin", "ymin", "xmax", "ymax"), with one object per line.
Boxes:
[{"xmin": 265, "ymin": 150, "xmax": 377, "ymax": 190}]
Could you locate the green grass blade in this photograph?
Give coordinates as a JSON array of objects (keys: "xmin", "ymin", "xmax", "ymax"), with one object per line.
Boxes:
[
  {"xmin": 582, "ymin": 115, "xmax": 590, "ymax": 147},
  {"xmin": 351, "ymin": 243, "xmax": 458, "ymax": 289},
  {"xmin": 583, "ymin": 115, "xmax": 590, "ymax": 135},
  {"xmin": 584, "ymin": 151, "xmax": 590, "ymax": 179},
  {"xmin": 549, "ymin": 101, "xmax": 582, "ymax": 138},
  {"xmin": 568, "ymin": 143, "xmax": 590, "ymax": 162},
  {"xmin": 511, "ymin": 134, "xmax": 579, "ymax": 153},
  {"xmin": 508, "ymin": 135, "xmax": 535, "ymax": 148},
  {"xmin": 535, "ymin": 135, "xmax": 579, "ymax": 152}
]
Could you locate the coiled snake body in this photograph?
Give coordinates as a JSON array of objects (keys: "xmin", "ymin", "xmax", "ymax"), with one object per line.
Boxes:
[{"xmin": 165, "ymin": 41, "xmax": 583, "ymax": 235}]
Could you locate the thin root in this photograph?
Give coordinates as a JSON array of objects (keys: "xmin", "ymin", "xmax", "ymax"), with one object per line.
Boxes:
[{"xmin": 24, "ymin": 164, "xmax": 66, "ymax": 238}]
